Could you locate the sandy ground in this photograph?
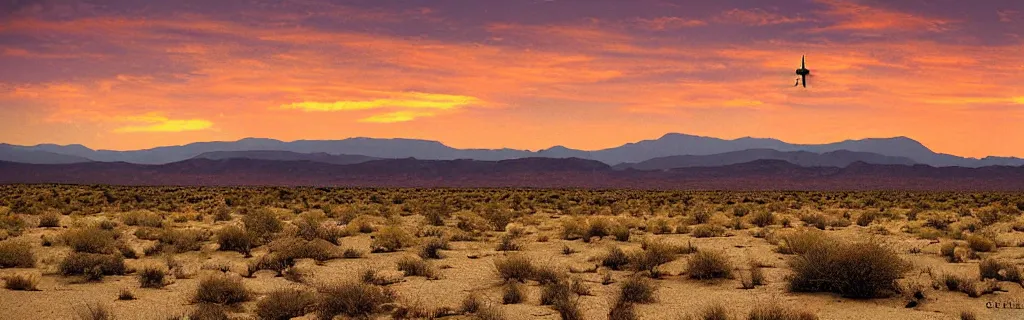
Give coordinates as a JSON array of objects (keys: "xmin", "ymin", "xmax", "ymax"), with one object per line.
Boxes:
[{"xmin": 2, "ymin": 202, "xmax": 1024, "ymax": 320}]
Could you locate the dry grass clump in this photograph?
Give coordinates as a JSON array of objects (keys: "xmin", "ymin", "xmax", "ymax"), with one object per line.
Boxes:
[
  {"xmin": 215, "ymin": 225, "xmax": 253, "ymax": 256},
  {"xmin": 750, "ymin": 211, "xmax": 776, "ymax": 227},
  {"xmin": 690, "ymin": 303, "xmax": 730, "ymax": 320},
  {"xmin": 966, "ymin": 235, "xmax": 996, "ymax": 252},
  {"xmin": 959, "ymin": 311, "xmax": 977, "ymax": 320},
  {"xmin": 121, "ymin": 210, "xmax": 164, "ymax": 228},
  {"xmin": 419, "ymin": 237, "xmax": 450, "ymax": 259},
  {"xmin": 38, "ymin": 212, "xmax": 61, "ymax": 228},
  {"xmin": 248, "ymin": 238, "xmax": 340, "ymax": 275},
  {"xmin": 137, "ymin": 265, "xmax": 167, "ymax": 288},
  {"xmin": 855, "ymin": 211, "xmax": 877, "ymax": 227},
  {"xmin": 0, "ymin": 214, "xmax": 27, "ymax": 237},
  {"xmin": 255, "ymin": 288, "xmax": 316, "ymax": 320},
  {"xmin": 687, "ymin": 250, "xmax": 733, "ymax": 280},
  {"xmin": 0, "ymin": 240, "xmax": 35, "ymax": 268},
  {"xmin": 979, "ymin": 258, "xmax": 1021, "ymax": 283},
  {"xmin": 540, "ymin": 280, "xmax": 583, "ymax": 320},
  {"xmin": 156, "ymin": 228, "xmax": 209, "ymax": 253},
  {"xmin": 193, "ymin": 274, "xmax": 251, "ymax": 305},
  {"xmin": 630, "ymin": 240, "xmax": 680, "ymax": 277},
  {"xmin": 617, "ymin": 276, "xmax": 657, "ymax": 304},
  {"xmin": 609, "ymin": 301, "xmax": 638, "ymax": 320},
  {"xmin": 603, "ymin": 246, "xmax": 632, "ymax": 270},
  {"xmin": 495, "ymin": 255, "xmax": 534, "ymax": 282},
  {"xmin": 59, "ymin": 252, "xmax": 127, "ymax": 280},
  {"xmin": 313, "ymin": 282, "xmax": 397, "ymax": 319},
  {"xmin": 64, "ymin": 227, "xmax": 117, "ymax": 254},
  {"xmin": 243, "ymin": 208, "xmax": 283, "ymax": 243},
  {"xmin": 495, "ymin": 234, "xmax": 523, "ymax": 251},
  {"xmin": 396, "ymin": 256, "xmax": 440, "ymax": 279},
  {"xmin": 741, "ymin": 263, "xmax": 767, "ymax": 289},
  {"xmin": 371, "ymin": 225, "xmax": 416, "ymax": 253},
  {"xmin": 747, "ymin": 302, "xmax": 818, "ymax": 320},
  {"xmin": 118, "ymin": 288, "xmax": 135, "ymax": 300},
  {"xmin": 3, "ymin": 273, "xmax": 39, "ymax": 291},
  {"xmin": 788, "ymin": 237, "xmax": 910, "ymax": 298},
  {"xmin": 692, "ymin": 224, "xmax": 727, "ymax": 238},
  {"xmin": 775, "ymin": 230, "xmax": 832, "ymax": 255},
  {"xmin": 502, "ymin": 281, "xmax": 525, "ymax": 304},
  {"xmin": 939, "ymin": 242, "xmax": 964, "ymax": 263},
  {"xmin": 75, "ymin": 303, "xmax": 114, "ymax": 320}
]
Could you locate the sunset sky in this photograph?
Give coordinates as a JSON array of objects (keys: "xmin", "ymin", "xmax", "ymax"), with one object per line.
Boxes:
[{"xmin": 1, "ymin": 0, "xmax": 1022, "ymax": 157}]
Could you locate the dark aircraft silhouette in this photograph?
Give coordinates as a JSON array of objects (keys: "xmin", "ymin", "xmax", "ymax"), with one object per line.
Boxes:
[{"xmin": 794, "ymin": 55, "xmax": 810, "ymax": 88}]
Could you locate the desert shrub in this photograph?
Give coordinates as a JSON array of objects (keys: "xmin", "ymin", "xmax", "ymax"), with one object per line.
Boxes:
[
  {"xmin": 59, "ymin": 253, "xmax": 126, "ymax": 280},
  {"xmin": 602, "ymin": 246, "xmax": 631, "ymax": 270},
  {"xmin": 256, "ymin": 288, "xmax": 316, "ymax": 320},
  {"xmin": 540, "ymin": 280, "xmax": 572, "ymax": 306},
  {"xmin": 788, "ymin": 240, "xmax": 910, "ymax": 298},
  {"xmin": 346, "ymin": 215, "xmax": 378, "ymax": 234},
  {"xmin": 216, "ymin": 226, "xmax": 252, "ymax": 256},
  {"xmin": 611, "ymin": 224, "xmax": 631, "ymax": 241},
  {"xmin": 687, "ymin": 250, "xmax": 733, "ymax": 280},
  {"xmin": 855, "ymin": 211, "xmax": 877, "ymax": 227},
  {"xmin": 314, "ymin": 282, "xmax": 396, "ymax": 319},
  {"xmin": 693, "ymin": 303, "xmax": 730, "ymax": 320},
  {"xmin": 193, "ymin": 274, "xmax": 251, "ymax": 305},
  {"xmin": 800, "ymin": 213, "xmax": 827, "ymax": 230},
  {"xmin": 38, "ymin": 212, "xmax": 61, "ymax": 228},
  {"xmin": 979, "ymin": 258, "xmax": 1021, "ymax": 282},
  {"xmin": 691, "ymin": 209, "xmax": 712, "ymax": 225},
  {"xmin": 121, "ymin": 210, "xmax": 164, "ymax": 228},
  {"xmin": 747, "ymin": 302, "xmax": 818, "ymax": 320},
  {"xmin": 64, "ymin": 228, "xmax": 116, "ymax": 254},
  {"xmin": 158, "ymin": 228, "xmax": 208, "ymax": 253},
  {"xmin": 178, "ymin": 304, "xmax": 229, "ymax": 320},
  {"xmin": 646, "ymin": 218, "xmax": 674, "ymax": 234},
  {"xmin": 0, "ymin": 214, "xmax": 27, "ymax": 236},
  {"xmin": 261, "ymin": 237, "xmax": 339, "ymax": 266},
  {"xmin": 3, "ymin": 273, "xmax": 38, "ymax": 291},
  {"xmin": 243, "ymin": 208, "xmax": 283, "ymax": 243},
  {"xmin": 554, "ymin": 297, "xmax": 583, "ymax": 320},
  {"xmin": 118, "ymin": 288, "xmax": 136, "ymax": 300},
  {"xmin": 138, "ymin": 266, "xmax": 167, "ymax": 288},
  {"xmin": 371, "ymin": 226, "xmax": 415, "ymax": 253},
  {"xmin": 630, "ymin": 240, "xmax": 679, "ymax": 276},
  {"xmin": 342, "ymin": 248, "xmax": 364, "ymax": 259},
  {"xmin": 212, "ymin": 206, "xmax": 233, "ymax": 222},
  {"xmin": 480, "ymin": 203, "xmax": 514, "ymax": 231},
  {"xmin": 360, "ymin": 269, "xmax": 399, "ymax": 286},
  {"xmin": 75, "ymin": 303, "xmax": 114, "ymax": 320},
  {"xmin": 419, "ymin": 237, "xmax": 449, "ymax": 259},
  {"xmin": 561, "ymin": 217, "xmax": 588, "ymax": 240},
  {"xmin": 750, "ymin": 211, "xmax": 776, "ymax": 228},
  {"xmin": 960, "ymin": 311, "xmax": 976, "ymax": 320},
  {"xmin": 776, "ymin": 230, "xmax": 832, "ymax": 255},
  {"xmin": 494, "ymin": 255, "xmax": 534, "ymax": 282},
  {"xmin": 293, "ymin": 210, "xmax": 327, "ymax": 240},
  {"xmin": 692, "ymin": 224, "xmax": 726, "ymax": 238},
  {"xmin": 0, "ymin": 241, "xmax": 35, "ymax": 268},
  {"xmin": 460, "ymin": 294, "xmax": 483, "ymax": 314},
  {"xmin": 396, "ymin": 256, "xmax": 439, "ymax": 279},
  {"xmin": 495, "ymin": 234, "xmax": 522, "ymax": 251},
  {"xmin": 502, "ymin": 281, "xmax": 525, "ymax": 304},
  {"xmin": 966, "ymin": 235, "xmax": 996, "ymax": 252},
  {"xmin": 617, "ymin": 276, "xmax": 656, "ymax": 304},
  {"xmin": 455, "ymin": 211, "xmax": 490, "ymax": 234}
]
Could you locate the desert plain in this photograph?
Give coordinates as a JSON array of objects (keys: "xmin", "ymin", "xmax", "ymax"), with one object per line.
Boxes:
[{"xmin": 1, "ymin": 185, "xmax": 1023, "ymax": 320}]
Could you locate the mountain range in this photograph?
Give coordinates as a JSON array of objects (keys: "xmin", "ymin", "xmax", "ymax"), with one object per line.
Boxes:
[
  {"xmin": 2, "ymin": 133, "xmax": 1022, "ymax": 168},
  {"xmin": 2, "ymin": 158, "xmax": 1022, "ymax": 190}
]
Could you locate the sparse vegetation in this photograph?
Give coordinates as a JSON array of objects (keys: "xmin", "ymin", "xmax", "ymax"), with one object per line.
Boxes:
[
  {"xmin": 1, "ymin": 186, "xmax": 1022, "ymax": 319},
  {"xmin": 193, "ymin": 274, "xmax": 251, "ymax": 305}
]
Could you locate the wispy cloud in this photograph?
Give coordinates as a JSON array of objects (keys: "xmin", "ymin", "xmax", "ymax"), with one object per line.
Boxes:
[
  {"xmin": 998, "ymin": 9, "xmax": 1018, "ymax": 23},
  {"xmin": 278, "ymin": 92, "xmax": 482, "ymax": 112},
  {"xmin": 811, "ymin": 0, "xmax": 955, "ymax": 33},
  {"xmin": 714, "ymin": 8, "xmax": 810, "ymax": 26},
  {"xmin": 636, "ymin": 17, "xmax": 707, "ymax": 30},
  {"xmin": 111, "ymin": 113, "xmax": 213, "ymax": 133},
  {"xmin": 358, "ymin": 111, "xmax": 437, "ymax": 123}
]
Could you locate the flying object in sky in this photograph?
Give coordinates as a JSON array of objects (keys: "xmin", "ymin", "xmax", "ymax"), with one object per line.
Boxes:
[{"xmin": 794, "ymin": 55, "xmax": 810, "ymax": 88}]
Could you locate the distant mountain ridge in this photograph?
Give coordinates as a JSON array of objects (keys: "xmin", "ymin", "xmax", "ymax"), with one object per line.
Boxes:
[
  {"xmin": 2, "ymin": 133, "xmax": 1021, "ymax": 168},
  {"xmin": 614, "ymin": 149, "xmax": 918, "ymax": 170},
  {"xmin": 191, "ymin": 150, "xmax": 379, "ymax": 165},
  {"xmin": 2, "ymin": 158, "xmax": 1023, "ymax": 190}
]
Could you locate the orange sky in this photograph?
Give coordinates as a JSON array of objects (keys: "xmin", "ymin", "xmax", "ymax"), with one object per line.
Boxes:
[{"xmin": 0, "ymin": 0, "xmax": 1022, "ymax": 157}]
